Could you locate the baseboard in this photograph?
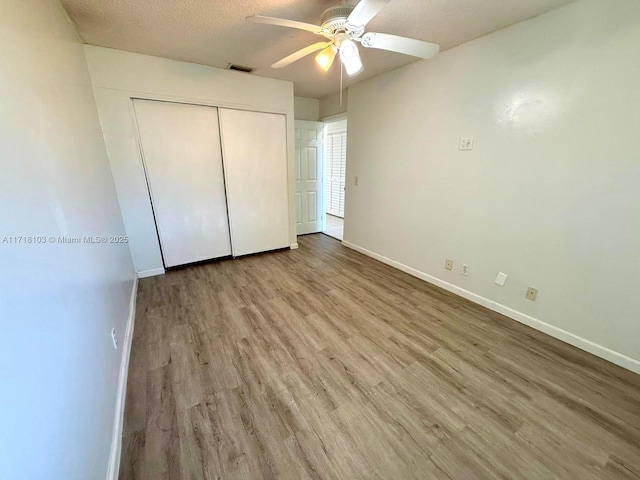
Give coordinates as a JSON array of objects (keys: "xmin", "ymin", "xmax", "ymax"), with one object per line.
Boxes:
[
  {"xmin": 137, "ymin": 267, "xmax": 164, "ymax": 278},
  {"xmin": 342, "ymin": 241, "xmax": 640, "ymax": 375},
  {"xmin": 106, "ymin": 277, "xmax": 138, "ymax": 480},
  {"xmin": 290, "ymin": 243, "xmax": 299, "ymax": 250}
]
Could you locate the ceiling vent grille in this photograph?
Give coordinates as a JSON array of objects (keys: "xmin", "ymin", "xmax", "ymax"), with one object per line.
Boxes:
[{"xmin": 227, "ymin": 64, "xmax": 254, "ymax": 73}]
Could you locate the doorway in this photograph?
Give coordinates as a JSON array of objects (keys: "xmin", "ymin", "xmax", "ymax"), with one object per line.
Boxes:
[
  {"xmin": 294, "ymin": 116, "xmax": 347, "ymax": 242},
  {"xmin": 323, "ymin": 117, "xmax": 347, "ymax": 241}
]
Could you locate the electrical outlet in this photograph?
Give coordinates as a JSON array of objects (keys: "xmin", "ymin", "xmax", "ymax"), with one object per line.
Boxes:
[
  {"xmin": 459, "ymin": 136, "xmax": 474, "ymax": 151},
  {"xmin": 111, "ymin": 328, "xmax": 118, "ymax": 349},
  {"xmin": 495, "ymin": 272, "xmax": 508, "ymax": 287},
  {"xmin": 526, "ymin": 287, "xmax": 538, "ymax": 301},
  {"xmin": 461, "ymin": 264, "xmax": 470, "ymax": 276},
  {"xmin": 445, "ymin": 259, "xmax": 453, "ymax": 271},
  {"xmin": 354, "ymin": 176, "xmax": 359, "ymax": 186}
]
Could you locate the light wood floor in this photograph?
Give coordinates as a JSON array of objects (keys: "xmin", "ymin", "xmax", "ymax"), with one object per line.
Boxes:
[
  {"xmin": 323, "ymin": 214, "xmax": 344, "ymax": 241},
  {"xmin": 120, "ymin": 234, "xmax": 640, "ymax": 480}
]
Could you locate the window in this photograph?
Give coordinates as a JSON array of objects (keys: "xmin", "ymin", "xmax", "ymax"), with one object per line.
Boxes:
[{"xmin": 325, "ymin": 129, "xmax": 347, "ymax": 218}]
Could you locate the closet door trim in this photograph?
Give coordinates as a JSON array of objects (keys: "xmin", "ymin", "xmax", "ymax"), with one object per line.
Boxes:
[{"xmin": 130, "ymin": 96, "xmax": 289, "ymax": 115}]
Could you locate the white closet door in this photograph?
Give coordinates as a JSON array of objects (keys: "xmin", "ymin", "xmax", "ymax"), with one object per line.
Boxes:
[
  {"xmin": 219, "ymin": 109, "xmax": 289, "ymax": 256},
  {"xmin": 133, "ymin": 100, "xmax": 232, "ymax": 267}
]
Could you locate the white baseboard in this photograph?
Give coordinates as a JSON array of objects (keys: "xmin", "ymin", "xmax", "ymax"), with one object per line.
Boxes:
[
  {"xmin": 342, "ymin": 241, "xmax": 640, "ymax": 375},
  {"xmin": 137, "ymin": 267, "xmax": 164, "ymax": 278},
  {"xmin": 106, "ymin": 277, "xmax": 138, "ymax": 480},
  {"xmin": 290, "ymin": 243, "xmax": 299, "ymax": 250}
]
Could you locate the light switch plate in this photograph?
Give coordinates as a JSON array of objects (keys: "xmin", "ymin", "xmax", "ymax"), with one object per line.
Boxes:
[
  {"xmin": 459, "ymin": 136, "xmax": 474, "ymax": 151},
  {"xmin": 494, "ymin": 272, "xmax": 508, "ymax": 287}
]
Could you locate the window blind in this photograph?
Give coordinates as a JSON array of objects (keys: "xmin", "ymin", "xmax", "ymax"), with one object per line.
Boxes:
[{"xmin": 325, "ymin": 130, "xmax": 347, "ymax": 218}]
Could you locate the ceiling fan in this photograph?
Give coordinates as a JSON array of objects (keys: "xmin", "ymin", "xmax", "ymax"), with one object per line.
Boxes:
[{"xmin": 246, "ymin": 0, "xmax": 440, "ymax": 77}]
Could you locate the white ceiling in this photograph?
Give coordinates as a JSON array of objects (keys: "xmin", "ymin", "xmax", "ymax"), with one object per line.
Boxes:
[{"xmin": 61, "ymin": 0, "xmax": 575, "ymax": 98}]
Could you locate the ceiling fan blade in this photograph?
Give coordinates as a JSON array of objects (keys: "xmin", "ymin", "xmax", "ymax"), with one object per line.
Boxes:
[
  {"xmin": 246, "ymin": 15, "xmax": 323, "ymax": 34},
  {"xmin": 347, "ymin": 0, "xmax": 392, "ymax": 28},
  {"xmin": 361, "ymin": 32, "xmax": 440, "ymax": 59},
  {"xmin": 272, "ymin": 42, "xmax": 333, "ymax": 69}
]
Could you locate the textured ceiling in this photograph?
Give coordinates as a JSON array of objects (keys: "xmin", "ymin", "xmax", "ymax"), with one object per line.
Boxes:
[{"xmin": 61, "ymin": 0, "xmax": 576, "ymax": 98}]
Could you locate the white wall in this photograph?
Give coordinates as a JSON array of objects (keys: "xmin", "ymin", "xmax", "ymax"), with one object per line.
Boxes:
[
  {"xmin": 0, "ymin": 1, "xmax": 136, "ymax": 479},
  {"xmin": 345, "ymin": 0, "xmax": 640, "ymax": 372},
  {"xmin": 294, "ymin": 96, "xmax": 320, "ymax": 121},
  {"xmin": 319, "ymin": 89, "xmax": 348, "ymax": 120},
  {"xmin": 84, "ymin": 46, "xmax": 296, "ymax": 275}
]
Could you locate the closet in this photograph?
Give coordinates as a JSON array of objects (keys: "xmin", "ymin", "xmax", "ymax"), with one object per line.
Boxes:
[{"xmin": 133, "ymin": 99, "xmax": 289, "ymax": 268}]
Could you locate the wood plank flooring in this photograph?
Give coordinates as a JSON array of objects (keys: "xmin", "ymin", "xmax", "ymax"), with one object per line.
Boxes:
[
  {"xmin": 323, "ymin": 215, "xmax": 344, "ymax": 241},
  {"xmin": 120, "ymin": 233, "xmax": 640, "ymax": 479}
]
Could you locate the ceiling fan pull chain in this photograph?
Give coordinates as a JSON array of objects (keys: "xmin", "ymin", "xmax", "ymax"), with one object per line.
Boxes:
[
  {"xmin": 340, "ymin": 67, "xmax": 343, "ymax": 106},
  {"xmin": 340, "ymin": 61, "xmax": 344, "ymax": 107}
]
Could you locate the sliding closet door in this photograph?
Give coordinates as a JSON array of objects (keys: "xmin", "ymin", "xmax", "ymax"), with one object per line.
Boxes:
[
  {"xmin": 133, "ymin": 100, "xmax": 232, "ymax": 267},
  {"xmin": 219, "ymin": 109, "xmax": 289, "ymax": 256}
]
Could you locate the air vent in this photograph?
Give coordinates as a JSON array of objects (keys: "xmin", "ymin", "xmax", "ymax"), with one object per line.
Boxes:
[{"xmin": 227, "ymin": 64, "xmax": 254, "ymax": 73}]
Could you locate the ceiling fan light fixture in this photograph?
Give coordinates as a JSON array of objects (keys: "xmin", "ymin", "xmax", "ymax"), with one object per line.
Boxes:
[
  {"xmin": 315, "ymin": 45, "xmax": 337, "ymax": 72},
  {"xmin": 339, "ymin": 39, "xmax": 363, "ymax": 76},
  {"xmin": 247, "ymin": 0, "xmax": 440, "ymax": 77},
  {"xmin": 343, "ymin": 56, "xmax": 363, "ymax": 76}
]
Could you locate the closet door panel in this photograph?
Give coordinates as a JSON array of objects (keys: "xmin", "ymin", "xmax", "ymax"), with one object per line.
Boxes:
[
  {"xmin": 219, "ymin": 109, "xmax": 289, "ymax": 256},
  {"xmin": 133, "ymin": 100, "xmax": 232, "ymax": 267}
]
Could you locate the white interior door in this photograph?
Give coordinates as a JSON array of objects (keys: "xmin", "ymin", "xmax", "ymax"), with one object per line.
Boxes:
[
  {"xmin": 133, "ymin": 99, "xmax": 232, "ymax": 267},
  {"xmin": 295, "ymin": 120, "xmax": 323, "ymax": 235},
  {"xmin": 219, "ymin": 108, "xmax": 289, "ymax": 257}
]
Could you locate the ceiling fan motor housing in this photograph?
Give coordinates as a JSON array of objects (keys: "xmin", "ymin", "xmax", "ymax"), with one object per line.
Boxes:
[{"xmin": 320, "ymin": 5, "xmax": 355, "ymax": 35}]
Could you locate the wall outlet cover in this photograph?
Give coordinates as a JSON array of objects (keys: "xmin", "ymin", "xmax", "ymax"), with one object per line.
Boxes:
[
  {"xmin": 495, "ymin": 272, "xmax": 508, "ymax": 287},
  {"xmin": 526, "ymin": 287, "xmax": 538, "ymax": 301},
  {"xmin": 461, "ymin": 264, "xmax": 470, "ymax": 276},
  {"xmin": 445, "ymin": 259, "xmax": 453, "ymax": 271}
]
